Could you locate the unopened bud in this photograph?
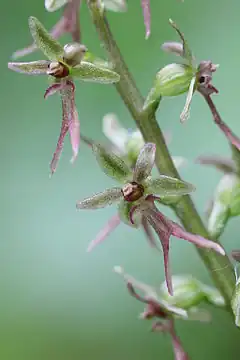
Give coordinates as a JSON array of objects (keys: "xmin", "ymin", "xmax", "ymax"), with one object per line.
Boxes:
[
  {"xmin": 63, "ymin": 43, "xmax": 87, "ymax": 67},
  {"xmin": 47, "ymin": 61, "xmax": 69, "ymax": 78}
]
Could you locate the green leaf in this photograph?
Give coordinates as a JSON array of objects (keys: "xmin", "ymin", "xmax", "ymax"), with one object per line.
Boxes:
[
  {"xmin": 76, "ymin": 187, "xmax": 122, "ymax": 209},
  {"xmin": 144, "ymin": 176, "xmax": 195, "ymax": 197},
  {"xmin": 93, "ymin": 144, "xmax": 132, "ymax": 183},
  {"xmin": 8, "ymin": 60, "xmax": 49, "ymax": 75},
  {"xmin": 70, "ymin": 61, "xmax": 120, "ymax": 83},
  {"xmin": 28, "ymin": 16, "xmax": 64, "ymax": 61},
  {"xmin": 133, "ymin": 143, "xmax": 156, "ymax": 183},
  {"xmin": 45, "ymin": 0, "xmax": 68, "ymax": 12}
]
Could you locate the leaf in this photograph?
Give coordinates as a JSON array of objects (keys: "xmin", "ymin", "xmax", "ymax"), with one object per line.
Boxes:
[
  {"xmin": 144, "ymin": 176, "xmax": 195, "ymax": 197},
  {"xmin": 93, "ymin": 144, "xmax": 132, "ymax": 183},
  {"xmin": 76, "ymin": 187, "xmax": 122, "ymax": 209},
  {"xmin": 133, "ymin": 143, "xmax": 156, "ymax": 183},
  {"xmin": 70, "ymin": 61, "xmax": 120, "ymax": 83},
  {"xmin": 8, "ymin": 61, "xmax": 49, "ymax": 75},
  {"xmin": 45, "ymin": 0, "xmax": 68, "ymax": 12},
  {"xmin": 29, "ymin": 16, "xmax": 64, "ymax": 61}
]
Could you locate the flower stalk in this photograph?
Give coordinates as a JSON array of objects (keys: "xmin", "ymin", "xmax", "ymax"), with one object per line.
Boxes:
[{"xmin": 87, "ymin": 0, "xmax": 235, "ymax": 307}]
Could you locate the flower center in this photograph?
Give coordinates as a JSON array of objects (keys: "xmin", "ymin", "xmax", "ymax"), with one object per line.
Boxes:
[
  {"xmin": 121, "ymin": 182, "xmax": 144, "ymax": 202},
  {"xmin": 47, "ymin": 61, "xmax": 69, "ymax": 79}
]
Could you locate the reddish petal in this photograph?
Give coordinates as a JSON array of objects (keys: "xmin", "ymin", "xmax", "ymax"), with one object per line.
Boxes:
[
  {"xmin": 87, "ymin": 214, "xmax": 121, "ymax": 252},
  {"xmin": 67, "ymin": 82, "xmax": 80, "ymax": 163},
  {"xmin": 168, "ymin": 320, "xmax": 190, "ymax": 360},
  {"xmin": 171, "ymin": 222, "xmax": 225, "ymax": 256},
  {"xmin": 44, "ymin": 82, "xmax": 67, "ymax": 99},
  {"xmin": 141, "ymin": 217, "xmax": 158, "ymax": 249},
  {"xmin": 141, "ymin": 0, "xmax": 151, "ymax": 39}
]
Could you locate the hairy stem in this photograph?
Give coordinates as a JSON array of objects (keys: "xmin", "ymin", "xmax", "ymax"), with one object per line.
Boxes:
[{"xmin": 87, "ymin": 0, "xmax": 235, "ymax": 307}]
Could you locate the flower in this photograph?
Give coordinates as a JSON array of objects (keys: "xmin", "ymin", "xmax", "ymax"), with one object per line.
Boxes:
[
  {"xmin": 76, "ymin": 142, "xmax": 225, "ymax": 294},
  {"xmin": 8, "ymin": 17, "xmax": 120, "ymax": 174},
  {"xmin": 196, "ymin": 146, "xmax": 240, "ymax": 238},
  {"xmin": 114, "ymin": 267, "xmax": 220, "ymax": 359},
  {"xmin": 144, "ymin": 19, "xmax": 240, "ymax": 150}
]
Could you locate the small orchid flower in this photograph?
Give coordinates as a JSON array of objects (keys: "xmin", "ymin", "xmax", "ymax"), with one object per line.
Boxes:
[
  {"xmin": 8, "ymin": 17, "xmax": 120, "ymax": 174},
  {"xmin": 144, "ymin": 19, "xmax": 240, "ymax": 150},
  {"xmin": 76, "ymin": 142, "xmax": 225, "ymax": 294},
  {"xmin": 114, "ymin": 267, "xmax": 219, "ymax": 359},
  {"xmin": 197, "ymin": 146, "xmax": 240, "ymax": 238}
]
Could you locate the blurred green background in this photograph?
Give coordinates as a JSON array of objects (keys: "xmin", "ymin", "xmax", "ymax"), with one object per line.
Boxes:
[{"xmin": 1, "ymin": 0, "xmax": 240, "ymax": 359}]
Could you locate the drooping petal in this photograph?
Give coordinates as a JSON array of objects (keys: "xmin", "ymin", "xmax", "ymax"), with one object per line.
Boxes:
[
  {"xmin": 196, "ymin": 155, "xmax": 236, "ymax": 174},
  {"xmin": 118, "ymin": 199, "xmax": 141, "ymax": 227},
  {"xmin": 143, "ymin": 207, "xmax": 173, "ymax": 295},
  {"xmin": 76, "ymin": 187, "xmax": 122, "ymax": 209},
  {"xmin": 171, "ymin": 222, "xmax": 225, "ymax": 256},
  {"xmin": 87, "ymin": 213, "xmax": 121, "ymax": 252},
  {"xmin": 161, "ymin": 42, "xmax": 184, "ymax": 57},
  {"xmin": 141, "ymin": 217, "xmax": 158, "ymax": 248},
  {"xmin": 133, "ymin": 143, "xmax": 156, "ymax": 183},
  {"xmin": 70, "ymin": 61, "xmax": 120, "ymax": 83},
  {"xmin": 103, "ymin": 0, "xmax": 127, "ymax": 12},
  {"xmin": 93, "ymin": 144, "xmax": 132, "ymax": 183},
  {"xmin": 69, "ymin": 105, "xmax": 80, "ymax": 163},
  {"xmin": 8, "ymin": 61, "xmax": 49, "ymax": 75},
  {"xmin": 44, "ymin": 82, "xmax": 67, "ymax": 99},
  {"xmin": 144, "ymin": 176, "xmax": 195, "ymax": 197},
  {"xmin": 45, "ymin": 0, "xmax": 68, "ymax": 12},
  {"xmin": 28, "ymin": 16, "xmax": 64, "ymax": 61},
  {"xmin": 141, "ymin": 0, "xmax": 151, "ymax": 39},
  {"xmin": 169, "ymin": 19, "xmax": 193, "ymax": 65},
  {"xmin": 180, "ymin": 76, "xmax": 196, "ymax": 123}
]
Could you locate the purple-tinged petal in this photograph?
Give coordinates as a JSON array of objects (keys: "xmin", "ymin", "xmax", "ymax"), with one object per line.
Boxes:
[
  {"xmin": 232, "ymin": 250, "xmax": 240, "ymax": 263},
  {"xmin": 87, "ymin": 214, "xmax": 121, "ymax": 252},
  {"xmin": 141, "ymin": 217, "xmax": 158, "ymax": 249},
  {"xmin": 171, "ymin": 223, "xmax": 225, "ymax": 256},
  {"xmin": 133, "ymin": 143, "xmax": 156, "ymax": 183},
  {"xmin": 8, "ymin": 60, "xmax": 49, "ymax": 75},
  {"xmin": 76, "ymin": 187, "xmax": 122, "ymax": 209},
  {"xmin": 141, "ymin": 0, "xmax": 151, "ymax": 39},
  {"xmin": 12, "ymin": 44, "xmax": 38, "ymax": 59},
  {"xmin": 196, "ymin": 155, "xmax": 236, "ymax": 174},
  {"xmin": 44, "ymin": 82, "xmax": 67, "ymax": 99},
  {"xmin": 161, "ymin": 42, "xmax": 184, "ymax": 57}
]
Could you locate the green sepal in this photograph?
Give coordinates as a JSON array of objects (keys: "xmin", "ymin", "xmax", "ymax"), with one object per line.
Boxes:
[
  {"xmin": 144, "ymin": 176, "xmax": 195, "ymax": 197},
  {"xmin": 70, "ymin": 61, "xmax": 120, "ymax": 83},
  {"xmin": 76, "ymin": 187, "xmax": 122, "ymax": 209}
]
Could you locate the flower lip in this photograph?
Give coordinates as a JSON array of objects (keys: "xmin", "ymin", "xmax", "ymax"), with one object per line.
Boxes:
[
  {"xmin": 47, "ymin": 61, "xmax": 69, "ymax": 78},
  {"xmin": 121, "ymin": 181, "xmax": 144, "ymax": 202}
]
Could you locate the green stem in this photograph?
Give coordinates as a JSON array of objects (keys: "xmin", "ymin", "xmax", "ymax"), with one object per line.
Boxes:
[{"xmin": 87, "ymin": 0, "xmax": 235, "ymax": 308}]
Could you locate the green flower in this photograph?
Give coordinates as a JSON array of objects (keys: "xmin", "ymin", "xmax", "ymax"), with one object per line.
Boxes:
[{"xmin": 8, "ymin": 17, "xmax": 120, "ymax": 174}]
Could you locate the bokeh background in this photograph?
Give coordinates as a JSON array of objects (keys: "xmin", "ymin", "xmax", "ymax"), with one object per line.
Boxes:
[{"xmin": 1, "ymin": 0, "xmax": 240, "ymax": 359}]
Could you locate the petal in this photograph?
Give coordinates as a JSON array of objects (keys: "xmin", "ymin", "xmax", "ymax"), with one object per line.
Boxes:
[
  {"xmin": 87, "ymin": 214, "xmax": 121, "ymax": 252},
  {"xmin": 11, "ymin": 43, "xmax": 38, "ymax": 59},
  {"xmin": 141, "ymin": 0, "xmax": 151, "ymax": 39},
  {"xmin": 169, "ymin": 19, "xmax": 193, "ymax": 65},
  {"xmin": 133, "ymin": 143, "xmax": 156, "ymax": 183},
  {"xmin": 141, "ymin": 217, "xmax": 158, "ymax": 248},
  {"xmin": 161, "ymin": 42, "xmax": 184, "ymax": 57},
  {"xmin": 8, "ymin": 61, "xmax": 49, "ymax": 75},
  {"xmin": 28, "ymin": 16, "xmax": 64, "ymax": 61},
  {"xmin": 103, "ymin": 0, "xmax": 127, "ymax": 12},
  {"xmin": 144, "ymin": 176, "xmax": 195, "ymax": 197},
  {"xmin": 144, "ymin": 207, "xmax": 173, "ymax": 295},
  {"xmin": 93, "ymin": 144, "xmax": 132, "ymax": 183},
  {"xmin": 45, "ymin": 0, "xmax": 68, "ymax": 12},
  {"xmin": 70, "ymin": 61, "xmax": 120, "ymax": 83},
  {"xmin": 114, "ymin": 266, "xmax": 159, "ymax": 301},
  {"xmin": 50, "ymin": 113, "xmax": 69, "ymax": 175},
  {"xmin": 76, "ymin": 187, "xmax": 122, "ymax": 209},
  {"xmin": 232, "ymin": 250, "xmax": 240, "ymax": 263},
  {"xmin": 102, "ymin": 113, "xmax": 129, "ymax": 153},
  {"xmin": 118, "ymin": 199, "xmax": 141, "ymax": 227},
  {"xmin": 44, "ymin": 82, "xmax": 67, "ymax": 99},
  {"xmin": 180, "ymin": 76, "xmax": 196, "ymax": 123},
  {"xmin": 171, "ymin": 223, "xmax": 225, "ymax": 256},
  {"xmin": 196, "ymin": 155, "xmax": 236, "ymax": 174}
]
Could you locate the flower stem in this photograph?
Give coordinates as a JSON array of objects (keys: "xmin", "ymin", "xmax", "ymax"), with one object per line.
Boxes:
[{"xmin": 87, "ymin": 0, "xmax": 235, "ymax": 308}]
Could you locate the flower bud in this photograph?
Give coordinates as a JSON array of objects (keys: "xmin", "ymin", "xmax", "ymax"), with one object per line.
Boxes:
[
  {"xmin": 63, "ymin": 43, "xmax": 87, "ymax": 67},
  {"xmin": 143, "ymin": 63, "xmax": 195, "ymax": 110}
]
